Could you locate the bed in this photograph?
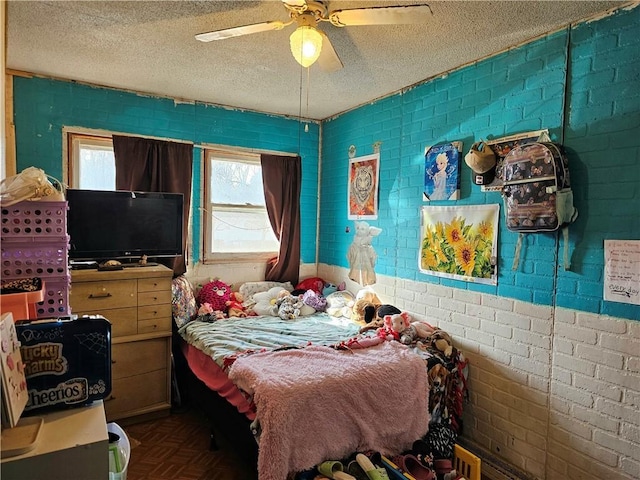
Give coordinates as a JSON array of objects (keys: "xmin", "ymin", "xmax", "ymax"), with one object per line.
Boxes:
[{"xmin": 171, "ymin": 277, "xmax": 468, "ymax": 480}]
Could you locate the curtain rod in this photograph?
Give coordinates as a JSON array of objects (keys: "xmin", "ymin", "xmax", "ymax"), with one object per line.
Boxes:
[{"xmin": 63, "ymin": 126, "xmax": 298, "ymax": 157}]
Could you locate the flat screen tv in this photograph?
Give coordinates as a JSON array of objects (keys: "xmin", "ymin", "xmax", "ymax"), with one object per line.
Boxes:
[{"xmin": 66, "ymin": 189, "xmax": 184, "ymax": 262}]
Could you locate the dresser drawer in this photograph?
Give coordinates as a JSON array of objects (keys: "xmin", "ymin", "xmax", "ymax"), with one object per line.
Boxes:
[
  {"xmin": 138, "ymin": 303, "xmax": 171, "ymax": 321},
  {"xmin": 104, "ymin": 369, "xmax": 168, "ymax": 418},
  {"xmin": 138, "ymin": 317, "xmax": 172, "ymax": 334},
  {"xmin": 76, "ymin": 307, "xmax": 138, "ymax": 337},
  {"xmin": 138, "ymin": 277, "xmax": 172, "ymax": 293},
  {"xmin": 138, "ymin": 289, "xmax": 171, "ymax": 306},
  {"xmin": 70, "ymin": 279, "xmax": 137, "ymax": 311},
  {"xmin": 111, "ymin": 338, "xmax": 170, "ymax": 379}
]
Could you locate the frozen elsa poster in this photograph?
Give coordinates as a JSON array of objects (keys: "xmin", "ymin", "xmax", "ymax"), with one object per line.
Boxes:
[{"xmin": 424, "ymin": 142, "xmax": 462, "ymax": 201}]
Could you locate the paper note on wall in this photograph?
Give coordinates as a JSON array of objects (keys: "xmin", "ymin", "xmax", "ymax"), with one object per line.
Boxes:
[{"xmin": 604, "ymin": 240, "xmax": 640, "ymax": 305}]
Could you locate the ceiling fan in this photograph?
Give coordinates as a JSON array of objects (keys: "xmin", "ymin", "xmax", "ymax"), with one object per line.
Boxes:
[{"xmin": 196, "ymin": 1, "xmax": 433, "ymax": 71}]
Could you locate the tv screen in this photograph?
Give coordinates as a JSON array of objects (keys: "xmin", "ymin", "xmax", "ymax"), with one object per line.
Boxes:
[{"xmin": 66, "ymin": 189, "xmax": 184, "ymax": 262}]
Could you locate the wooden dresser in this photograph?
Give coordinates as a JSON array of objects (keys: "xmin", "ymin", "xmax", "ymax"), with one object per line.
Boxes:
[{"xmin": 69, "ymin": 264, "xmax": 173, "ymax": 424}]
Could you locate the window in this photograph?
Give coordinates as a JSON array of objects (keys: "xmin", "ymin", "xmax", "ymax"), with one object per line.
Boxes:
[
  {"xmin": 68, "ymin": 133, "xmax": 115, "ymax": 190},
  {"xmin": 203, "ymin": 149, "xmax": 279, "ymax": 262}
]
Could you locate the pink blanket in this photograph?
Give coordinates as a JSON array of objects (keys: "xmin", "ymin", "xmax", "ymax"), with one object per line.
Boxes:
[{"xmin": 228, "ymin": 341, "xmax": 429, "ymax": 480}]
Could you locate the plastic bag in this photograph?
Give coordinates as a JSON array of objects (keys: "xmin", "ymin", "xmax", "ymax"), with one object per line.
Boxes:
[{"xmin": 0, "ymin": 167, "xmax": 65, "ymax": 207}]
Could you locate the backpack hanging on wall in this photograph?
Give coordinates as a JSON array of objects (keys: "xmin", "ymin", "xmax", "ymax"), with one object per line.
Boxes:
[{"xmin": 501, "ymin": 142, "xmax": 578, "ymax": 270}]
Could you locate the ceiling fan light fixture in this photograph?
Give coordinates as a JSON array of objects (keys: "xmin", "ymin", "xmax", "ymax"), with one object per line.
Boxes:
[{"xmin": 289, "ymin": 25, "xmax": 323, "ymax": 68}]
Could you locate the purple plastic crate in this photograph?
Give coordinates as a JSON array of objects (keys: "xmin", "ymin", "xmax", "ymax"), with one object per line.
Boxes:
[
  {"xmin": 1, "ymin": 201, "xmax": 68, "ymax": 240},
  {"xmin": 35, "ymin": 275, "xmax": 71, "ymax": 318},
  {"xmin": 1, "ymin": 241, "xmax": 69, "ymax": 279}
]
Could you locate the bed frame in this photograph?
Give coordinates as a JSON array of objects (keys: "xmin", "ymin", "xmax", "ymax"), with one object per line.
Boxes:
[{"xmin": 172, "ymin": 332, "xmax": 259, "ymax": 468}]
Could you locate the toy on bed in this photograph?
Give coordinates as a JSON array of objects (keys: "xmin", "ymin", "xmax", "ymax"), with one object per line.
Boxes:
[
  {"xmin": 250, "ymin": 287, "xmax": 314, "ymax": 319},
  {"xmin": 195, "ymin": 302, "xmax": 226, "ymax": 322},
  {"xmin": 271, "ymin": 291, "xmax": 307, "ymax": 320},
  {"xmin": 226, "ymin": 291, "xmax": 248, "ymax": 318},
  {"xmin": 351, "ymin": 287, "xmax": 381, "ymax": 324},
  {"xmin": 325, "ymin": 290, "xmax": 355, "ymax": 319},
  {"xmin": 197, "ymin": 279, "xmax": 232, "ymax": 313},
  {"xmin": 321, "ymin": 281, "xmax": 346, "ymax": 297},
  {"xmin": 302, "ymin": 289, "xmax": 327, "ymax": 312}
]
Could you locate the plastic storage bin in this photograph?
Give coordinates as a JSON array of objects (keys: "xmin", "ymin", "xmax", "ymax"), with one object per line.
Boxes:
[
  {"xmin": 1, "ymin": 241, "xmax": 70, "ymax": 279},
  {"xmin": 1, "ymin": 201, "xmax": 68, "ymax": 240},
  {"xmin": 0, "ymin": 284, "xmax": 45, "ymax": 321},
  {"xmin": 34, "ymin": 275, "xmax": 71, "ymax": 318},
  {"xmin": 107, "ymin": 422, "xmax": 130, "ymax": 480}
]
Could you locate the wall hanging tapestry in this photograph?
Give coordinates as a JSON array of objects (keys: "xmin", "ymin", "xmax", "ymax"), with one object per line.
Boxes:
[
  {"xmin": 348, "ymin": 153, "xmax": 379, "ymax": 220},
  {"xmin": 424, "ymin": 142, "xmax": 462, "ymax": 201},
  {"xmin": 420, "ymin": 204, "xmax": 500, "ymax": 285}
]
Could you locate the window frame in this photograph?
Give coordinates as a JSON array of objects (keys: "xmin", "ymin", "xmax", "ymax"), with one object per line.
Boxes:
[{"xmin": 202, "ymin": 148, "xmax": 278, "ymax": 264}]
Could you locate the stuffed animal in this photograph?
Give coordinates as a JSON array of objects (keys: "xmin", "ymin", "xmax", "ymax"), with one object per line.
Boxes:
[
  {"xmin": 197, "ymin": 279, "xmax": 232, "ymax": 312},
  {"xmin": 379, "ymin": 312, "xmax": 411, "ymax": 341},
  {"xmin": 195, "ymin": 302, "xmax": 225, "ymax": 322},
  {"xmin": 272, "ymin": 292, "xmax": 305, "ymax": 320},
  {"xmin": 226, "ymin": 291, "xmax": 247, "ymax": 318},
  {"xmin": 359, "ymin": 304, "xmax": 401, "ymax": 333},
  {"xmin": 350, "ymin": 287, "xmax": 382, "ymax": 324},
  {"xmin": 325, "ymin": 290, "xmax": 355, "ymax": 318},
  {"xmin": 322, "ymin": 281, "xmax": 346, "ymax": 297},
  {"xmin": 399, "ymin": 319, "xmax": 437, "ymax": 345},
  {"xmin": 302, "ymin": 289, "xmax": 327, "ymax": 312}
]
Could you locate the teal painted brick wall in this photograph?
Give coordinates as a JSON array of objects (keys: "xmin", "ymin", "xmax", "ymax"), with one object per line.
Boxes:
[
  {"xmin": 321, "ymin": 6, "xmax": 640, "ymax": 320},
  {"xmin": 12, "ymin": 77, "xmax": 319, "ymax": 264},
  {"xmin": 562, "ymin": 5, "xmax": 640, "ymax": 318}
]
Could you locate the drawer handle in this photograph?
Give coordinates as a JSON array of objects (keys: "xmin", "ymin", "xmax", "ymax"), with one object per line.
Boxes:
[
  {"xmin": 89, "ymin": 292, "xmax": 112, "ymax": 299},
  {"xmin": 105, "ymin": 395, "xmax": 116, "ymax": 402},
  {"xmin": 111, "ymin": 360, "xmax": 116, "ymax": 364}
]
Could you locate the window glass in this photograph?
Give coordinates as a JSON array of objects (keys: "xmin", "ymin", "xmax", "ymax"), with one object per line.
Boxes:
[
  {"xmin": 204, "ymin": 150, "xmax": 279, "ymax": 261},
  {"xmin": 68, "ymin": 134, "xmax": 115, "ymax": 190}
]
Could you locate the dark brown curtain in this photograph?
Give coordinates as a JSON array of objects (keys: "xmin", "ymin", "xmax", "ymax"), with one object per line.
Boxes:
[
  {"xmin": 261, "ymin": 154, "xmax": 301, "ymax": 285},
  {"xmin": 113, "ymin": 135, "xmax": 193, "ymax": 276}
]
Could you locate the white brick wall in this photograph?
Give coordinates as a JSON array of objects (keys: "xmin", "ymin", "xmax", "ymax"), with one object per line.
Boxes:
[{"xmin": 318, "ymin": 264, "xmax": 640, "ymax": 480}]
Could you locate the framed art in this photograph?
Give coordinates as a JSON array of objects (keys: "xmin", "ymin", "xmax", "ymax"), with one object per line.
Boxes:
[
  {"xmin": 424, "ymin": 142, "xmax": 462, "ymax": 201},
  {"xmin": 419, "ymin": 204, "xmax": 500, "ymax": 285},
  {"xmin": 348, "ymin": 153, "xmax": 379, "ymax": 220}
]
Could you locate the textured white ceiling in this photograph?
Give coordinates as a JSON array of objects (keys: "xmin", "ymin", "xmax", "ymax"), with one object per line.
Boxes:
[{"xmin": 7, "ymin": 0, "xmax": 626, "ymax": 120}]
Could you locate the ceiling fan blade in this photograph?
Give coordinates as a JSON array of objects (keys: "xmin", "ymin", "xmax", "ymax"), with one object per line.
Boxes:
[
  {"xmin": 196, "ymin": 20, "xmax": 290, "ymax": 42},
  {"xmin": 317, "ymin": 30, "xmax": 343, "ymax": 73},
  {"xmin": 329, "ymin": 4, "xmax": 433, "ymax": 27}
]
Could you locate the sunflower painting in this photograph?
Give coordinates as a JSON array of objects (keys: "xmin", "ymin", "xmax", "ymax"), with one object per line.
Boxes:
[{"xmin": 420, "ymin": 204, "xmax": 500, "ymax": 284}]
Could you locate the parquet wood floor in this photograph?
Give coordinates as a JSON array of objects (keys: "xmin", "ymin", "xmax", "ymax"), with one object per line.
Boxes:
[{"xmin": 123, "ymin": 407, "xmax": 258, "ymax": 480}]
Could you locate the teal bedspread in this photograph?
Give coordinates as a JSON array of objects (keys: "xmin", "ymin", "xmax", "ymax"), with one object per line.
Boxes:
[{"xmin": 179, "ymin": 313, "xmax": 361, "ymax": 371}]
